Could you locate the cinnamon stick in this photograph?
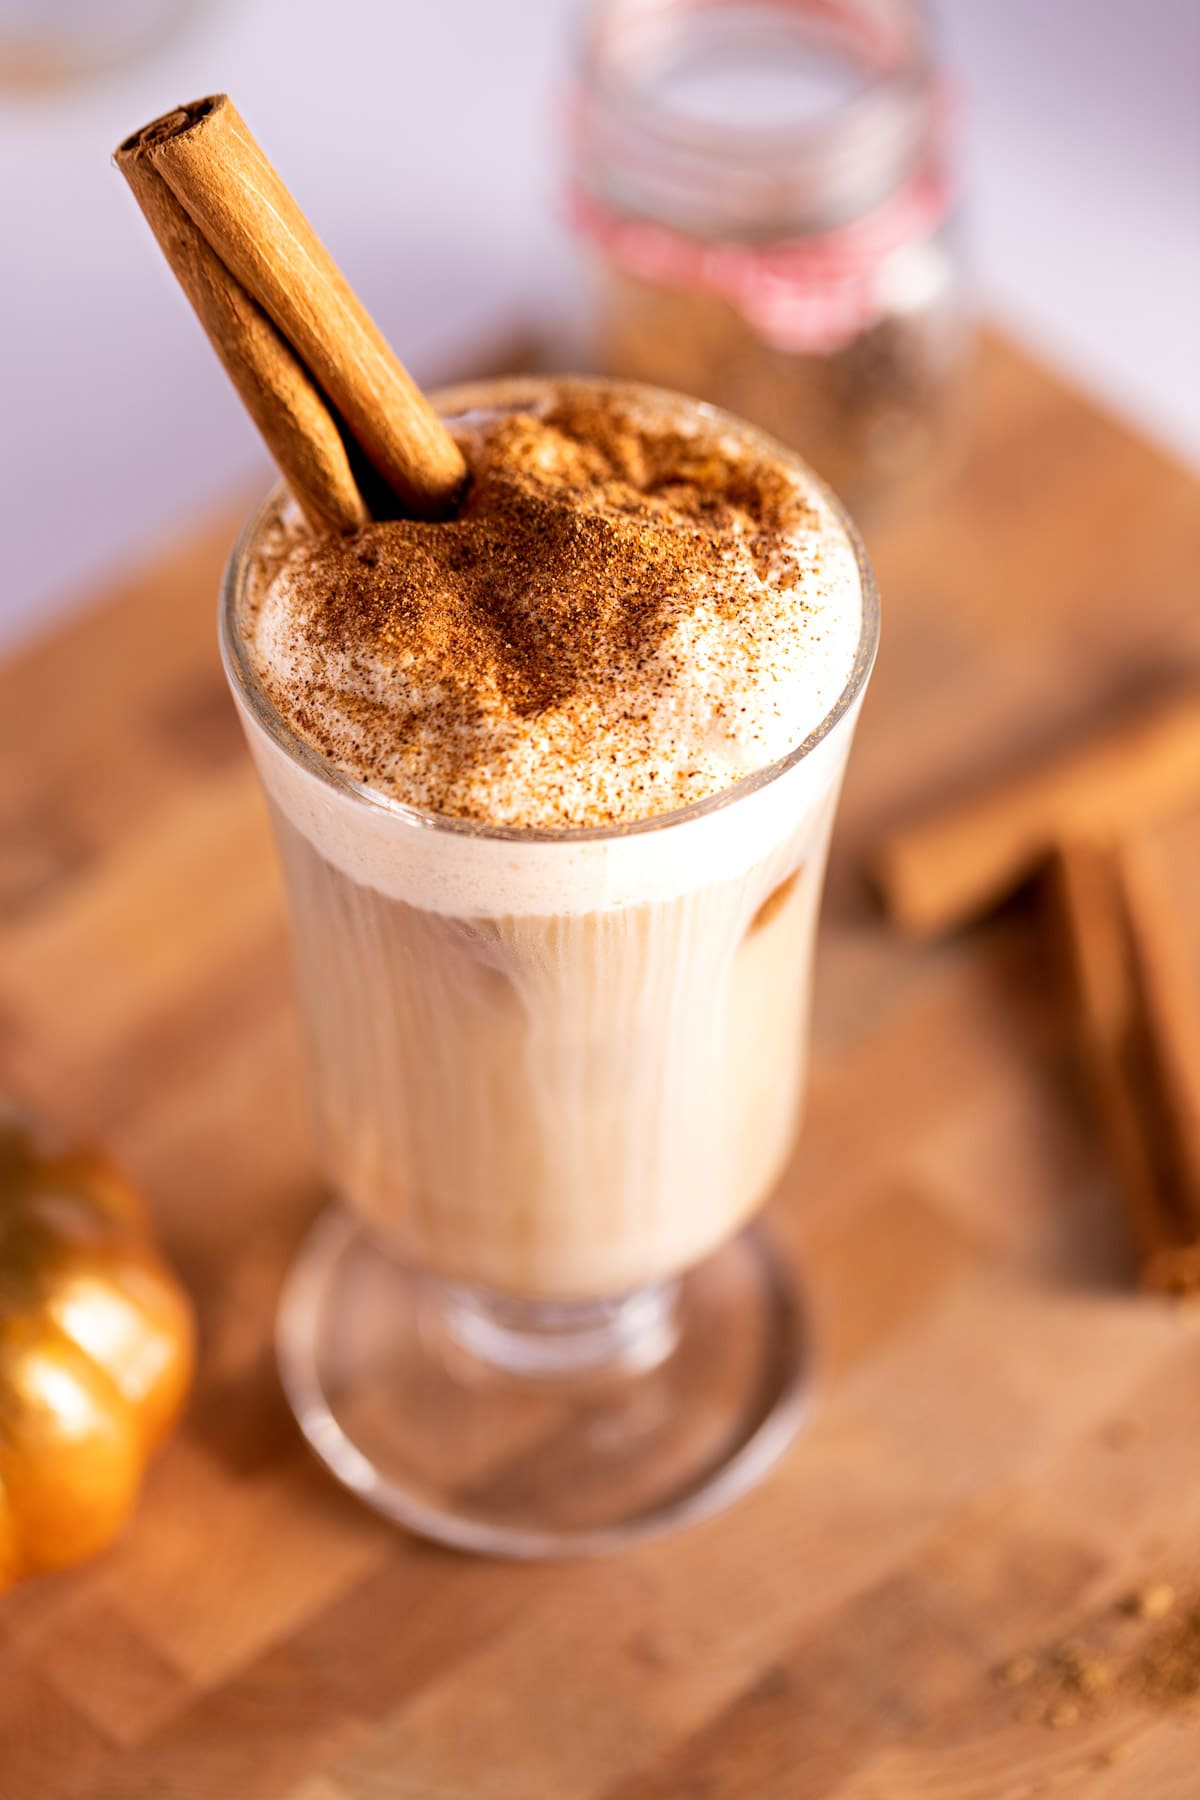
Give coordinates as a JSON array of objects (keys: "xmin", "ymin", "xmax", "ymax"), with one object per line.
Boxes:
[
  {"xmin": 1053, "ymin": 838, "xmax": 1200, "ymax": 1295},
  {"xmin": 117, "ymin": 96, "xmax": 467, "ymax": 522},
  {"xmin": 877, "ymin": 688, "xmax": 1200, "ymax": 938},
  {"xmin": 1120, "ymin": 834, "xmax": 1200, "ymax": 1292},
  {"xmin": 116, "ymin": 148, "xmax": 367, "ymax": 537}
]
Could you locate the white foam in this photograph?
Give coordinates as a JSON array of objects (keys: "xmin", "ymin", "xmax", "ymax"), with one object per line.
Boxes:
[
  {"xmin": 226, "ymin": 379, "xmax": 874, "ymax": 917},
  {"xmin": 235, "ymin": 695, "xmax": 865, "ymax": 917}
]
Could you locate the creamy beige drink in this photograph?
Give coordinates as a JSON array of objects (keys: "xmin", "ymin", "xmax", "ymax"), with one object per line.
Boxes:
[
  {"xmin": 122, "ymin": 87, "xmax": 875, "ymax": 1547},
  {"xmin": 227, "ymin": 378, "xmax": 866, "ymax": 1301}
]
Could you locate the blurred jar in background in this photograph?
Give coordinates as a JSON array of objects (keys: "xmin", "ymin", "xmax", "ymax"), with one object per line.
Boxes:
[
  {"xmin": 0, "ymin": 0, "xmax": 196, "ymax": 88},
  {"xmin": 568, "ymin": 0, "xmax": 970, "ymax": 513}
]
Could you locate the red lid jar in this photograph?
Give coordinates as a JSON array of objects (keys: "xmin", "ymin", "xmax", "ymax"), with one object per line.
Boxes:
[{"xmin": 568, "ymin": 0, "xmax": 971, "ymax": 510}]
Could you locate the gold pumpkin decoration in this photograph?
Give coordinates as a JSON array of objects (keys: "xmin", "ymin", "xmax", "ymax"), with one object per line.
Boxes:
[{"xmin": 0, "ymin": 1110, "xmax": 194, "ymax": 1586}]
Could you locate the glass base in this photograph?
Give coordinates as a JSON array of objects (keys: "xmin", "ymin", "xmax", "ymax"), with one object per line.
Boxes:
[{"xmin": 276, "ymin": 1208, "xmax": 811, "ymax": 1559}]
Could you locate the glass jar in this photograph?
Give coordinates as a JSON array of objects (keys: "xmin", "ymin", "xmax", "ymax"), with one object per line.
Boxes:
[
  {"xmin": 0, "ymin": 0, "xmax": 199, "ymax": 88},
  {"xmin": 568, "ymin": 0, "xmax": 970, "ymax": 512}
]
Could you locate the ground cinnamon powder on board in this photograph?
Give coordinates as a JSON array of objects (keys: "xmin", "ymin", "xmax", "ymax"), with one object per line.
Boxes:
[{"xmin": 993, "ymin": 1583, "xmax": 1200, "ymax": 1733}]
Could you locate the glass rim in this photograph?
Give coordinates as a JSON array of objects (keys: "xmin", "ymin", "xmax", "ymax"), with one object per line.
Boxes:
[
  {"xmin": 573, "ymin": 0, "xmax": 937, "ymax": 167},
  {"xmin": 218, "ymin": 375, "xmax": 880, "ymax": 848}
]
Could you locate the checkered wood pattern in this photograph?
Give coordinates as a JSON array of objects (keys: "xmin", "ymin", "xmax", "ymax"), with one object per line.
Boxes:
[{"xmin": 2, "ymin": 337, "xmax": 1199, "ymax": 1798}]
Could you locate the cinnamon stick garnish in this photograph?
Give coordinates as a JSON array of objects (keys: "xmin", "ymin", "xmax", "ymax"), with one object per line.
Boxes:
[
  {"xmin": 117, "ymin": 96, "xmax": 467, "ymax": 524},
  {"xmin": 877, "ymin": 688, "xmax": 1200, "ymax": 938},
  {"xmin": 1054, "ymin": 837, "xmax": 1200, "ymax": 1295},
  {"xmin": 116, "ymin": 147, "xmax": 367, "ymax": 536}
]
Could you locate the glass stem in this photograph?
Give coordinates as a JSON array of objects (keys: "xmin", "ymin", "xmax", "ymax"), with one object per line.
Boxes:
[{"xmin": 440, "ymin": 1279, "xmax": 681, "ymax": 1378}]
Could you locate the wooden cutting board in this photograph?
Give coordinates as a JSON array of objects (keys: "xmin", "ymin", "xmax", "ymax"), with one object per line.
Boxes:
[{"xmin": 2, "ymin": 335, "xmax": 1200, "ymax": 1800}]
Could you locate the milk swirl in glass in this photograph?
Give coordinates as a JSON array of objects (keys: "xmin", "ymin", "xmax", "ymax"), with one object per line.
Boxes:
[{"xmin": 224, "ymin": 380, "xmax": 868, "ymax": 1302}]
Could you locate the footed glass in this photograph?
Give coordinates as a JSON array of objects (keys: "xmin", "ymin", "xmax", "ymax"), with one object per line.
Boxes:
[{"xmin": 220, "ymin": 378, "xmax": 879, "ymax": 1557}]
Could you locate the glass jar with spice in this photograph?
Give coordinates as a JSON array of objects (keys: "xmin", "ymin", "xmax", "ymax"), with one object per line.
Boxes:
[{"xmin": 568, "ymin": 0, "xmax": 970, "ymax": 512}]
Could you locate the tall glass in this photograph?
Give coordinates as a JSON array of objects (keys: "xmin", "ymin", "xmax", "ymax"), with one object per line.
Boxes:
[{"xmin": 220, "ymin": 378, "xmax": 879, "ymax": 1556}]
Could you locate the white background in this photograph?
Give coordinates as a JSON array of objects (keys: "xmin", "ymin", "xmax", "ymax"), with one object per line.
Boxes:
[{"xmin": 1, "ymin": 0, "xmax": 1198, "ymax": 658}]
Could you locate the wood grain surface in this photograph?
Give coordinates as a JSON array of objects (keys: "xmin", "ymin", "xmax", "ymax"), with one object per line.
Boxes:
[{"xmin": 2, "ymin": 336, "xmax": 1200, "ymax": 1799}]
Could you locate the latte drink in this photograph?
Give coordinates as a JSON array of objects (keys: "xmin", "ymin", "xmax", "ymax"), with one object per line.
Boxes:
[{"xmin": 223, "ymin": 379, "xmax": 870, "ymax": 1303}]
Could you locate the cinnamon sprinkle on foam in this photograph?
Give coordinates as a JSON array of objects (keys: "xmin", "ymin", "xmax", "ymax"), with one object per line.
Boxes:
[{"xmin": 244, "ymin": 382, "xmax": 862, "ymax": 828}]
